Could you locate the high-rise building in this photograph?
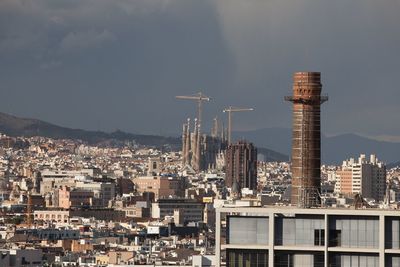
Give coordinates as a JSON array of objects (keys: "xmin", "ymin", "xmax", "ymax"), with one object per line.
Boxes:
[
  {"xmin": 335, "ymin": 154, "xmax": 386, "ymax": 201},
  {"xmin": 285, "ymin": 72, "xmax": 328, "ymax": 207},
  {"xmin": 225, "ymin": 141, "xmax": 257, "ymax": 191}
]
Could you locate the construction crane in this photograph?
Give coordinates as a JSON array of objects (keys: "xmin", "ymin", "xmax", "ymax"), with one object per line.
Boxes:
[
  {"xmin": 223, "ymin": 106, "xmax": 254, "ymax": 144},
  {"xmin": 176, "ymin": 92, "xmax": 211, "ymax": 129}
]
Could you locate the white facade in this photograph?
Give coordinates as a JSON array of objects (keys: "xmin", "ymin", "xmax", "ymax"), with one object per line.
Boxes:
[
  {"xmin": 216, "ymin": 206, "xmax": 400, "ymax": 267},
  {"xmin": 41, "ymin": 169, "xmax": 99, "ymax": 178},
  {"xmin": 336, "ymin": 154, "xmax": 386, "ymax": 201},
  {"xmin": 152, "ymin": 199, "xmax": 204, "ymax": 223}
]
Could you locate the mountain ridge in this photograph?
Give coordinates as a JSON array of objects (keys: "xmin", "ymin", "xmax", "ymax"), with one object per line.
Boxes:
[
  {"xmin": 234, "ymin": 128, "xmax": 400, "ymax": 164},
  {"xmin": 0, "ymin": 112, "xmax": 180, "ymax": 148},
  {"xmin": 3, "ymin": 112, "xmax": 396, "ymax": 164},
  {"xmin": 0, "ymin": 112, "xmax": 288, "ymax": 162}
]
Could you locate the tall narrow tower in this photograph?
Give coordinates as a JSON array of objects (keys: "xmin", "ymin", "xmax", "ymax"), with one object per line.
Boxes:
[
  {"xmin": 182, "ymin": 122, "xmax": 188, "ymax": 166},
  {"xmin": 184, "ymin": 118, "xmax": 191, "ymax": 165},
  {"xmin": 285, "ymin": 72, "xmax": 328, "ymax": 208}
]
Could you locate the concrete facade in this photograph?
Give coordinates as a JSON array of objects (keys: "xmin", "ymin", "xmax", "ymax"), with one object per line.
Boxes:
[
  {"xmin": 216, "ymin": 206, "xmax": 400, "ymax": 267},
  {"xmin": 335, "ymin": 154, "xmax": 386, "ymax": 201}
]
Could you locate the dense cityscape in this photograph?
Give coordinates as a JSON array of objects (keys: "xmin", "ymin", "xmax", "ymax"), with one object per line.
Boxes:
[
  {"xmin": 0, "ymin": 72, "xmax": 399, "ymax": 266},
  {"xmin": 2, "ymin": 1, "xmax": 399, "ymax": 267}
]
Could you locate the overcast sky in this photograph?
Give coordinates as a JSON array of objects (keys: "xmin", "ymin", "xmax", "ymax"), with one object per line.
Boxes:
[{"xmin": 1, "ymin": 0, "xmax": 399, "ymax": 140}]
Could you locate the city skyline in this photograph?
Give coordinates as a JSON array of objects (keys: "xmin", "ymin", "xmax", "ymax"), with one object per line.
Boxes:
[
  {"xmin": 1, "ymin": 1, "xmax": 400, "ymax": 266},
  {"xmin": 1, "ymin": 1, "xmax": 400, "ymax": 141}
]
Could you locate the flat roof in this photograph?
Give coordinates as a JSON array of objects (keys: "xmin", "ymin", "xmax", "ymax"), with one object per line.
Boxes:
[{"xmin": 216, "ymin": 206, "xmax": 400, "ymax": 216}]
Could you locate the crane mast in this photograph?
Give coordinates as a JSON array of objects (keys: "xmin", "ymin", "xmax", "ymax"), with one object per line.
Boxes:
[{"xmin": 223, "ymin": 107, "xmax": 254, "ymax": 144}]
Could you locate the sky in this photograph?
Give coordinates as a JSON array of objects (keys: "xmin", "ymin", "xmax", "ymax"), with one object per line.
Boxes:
[{"xmin": 0, "ymin": 0, "xmax": 399, "ymax": 140}]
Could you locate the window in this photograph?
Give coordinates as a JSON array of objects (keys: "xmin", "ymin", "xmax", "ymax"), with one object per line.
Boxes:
[
  {"xmin": 227, "ymin": 249, "xmax": 268, "ymax": 267},
  {"xmin": 274, "ymin": 253, "xmax": 293, "ymax": 267},
  {"xmin": 314, "ymin": 229, "xmax": 325, "ymax": 246},
  {"xmin": 330, "ymin": 230, "xmax": 341, "ymax": 246}
]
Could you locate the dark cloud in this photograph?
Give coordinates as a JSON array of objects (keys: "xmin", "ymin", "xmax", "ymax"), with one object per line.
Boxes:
[{"xmin": 0, "ymin": 0, "xmax": 399, "ymax": 139}]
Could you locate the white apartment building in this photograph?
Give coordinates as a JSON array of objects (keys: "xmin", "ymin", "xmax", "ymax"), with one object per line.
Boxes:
[
  {"xmin": 335, "ymin": 154, "xmax": 386, "ymax": 201},
  {"xmin": 152, "ymin": 198, "xmax": 204, "ymax": 223}
]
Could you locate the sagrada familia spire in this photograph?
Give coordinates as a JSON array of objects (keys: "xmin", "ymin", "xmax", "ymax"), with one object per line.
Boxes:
[{"xmin": 181, "ymin": 117, "xmax": 227, "ymax": 172}]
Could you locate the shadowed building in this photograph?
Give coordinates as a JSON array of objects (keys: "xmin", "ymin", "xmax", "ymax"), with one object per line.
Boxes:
[
  {"xmin": 225, "ymin": 141, "xmax": 257, "ymax": 191},
  {"xmin": 285, "ymin": 72, "xmax": 328, "ymax": 208}
]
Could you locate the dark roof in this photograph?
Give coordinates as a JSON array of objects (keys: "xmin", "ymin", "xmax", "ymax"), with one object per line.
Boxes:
[{"xmin": 7, "ymin": 234, "xmax": 41, "ymax": 243}]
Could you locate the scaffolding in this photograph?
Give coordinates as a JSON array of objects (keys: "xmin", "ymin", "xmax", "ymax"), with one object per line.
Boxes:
[{"xmin": 285, "ymin": 72, "xmax": 328, "ymax": 208}]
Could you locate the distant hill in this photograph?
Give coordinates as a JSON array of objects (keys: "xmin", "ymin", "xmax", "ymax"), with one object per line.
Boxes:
[
  {"xmin": 0, "ymin": 112, "xmax": 180, "ymax": 148},
  {"xmin": 322, "ymin": 133, "xmax": 400, "ymax": 165},
  {"xmin": 3, "ymin": 112, "xmax": 399, "ymax": 164},
  {"xmin": 234, "ymin": 128, "xmax": 400, "ymax": 164},
  {"xmin": 257, "ymin": 147, "xmax": 289, "ymax": 162},
  {"xmin": 12, "ymin": 112, "xmax": 399, "ymax": 164},
  {"xmin": 233, "ymin": 127, "xmax": 291, "ymax": 156},
  {"xmin": 387, "ymin": 161, "xmax": 400, "ymax": 169},
  {"xmin": 0, "ymin": 112, "xmax": 288, "ymax": 162}
]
